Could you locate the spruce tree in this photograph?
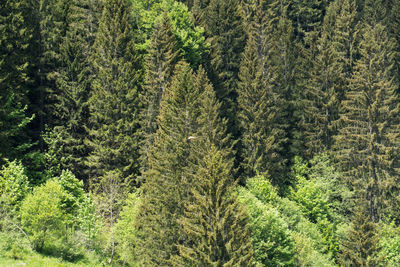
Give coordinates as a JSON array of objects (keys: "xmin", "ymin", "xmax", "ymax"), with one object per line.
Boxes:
[
  {"xmin": 86, "ymin": 0, "xmax": 142, "ymax": 186},
  {"xmin": 201, "ymin": 0, "xmax": 246, "ymax": 135},
  {"xmin": 340, "ymin": 200, "xmax": 382, "ymax": 266},
  {"xmin": 139, "ymin": 14, "xmax": 180, "ymax": 175},
  {"xmin": 237, "ymin": 0, "xmax": 289, "ymax": 185},
  {"xmin": 29, "ymin": 0, "xmax": 72, "ymax": 144},
  {"xmin": 175, "ymin": 68, "xmax": 254, "ymax": 266},
  {"xmin": 288, "ymin": 0, "xmax": 331, "ymax": 42},
  {"xmin": 334, "ymin": 22, "xmax": 400, "ymax": 222},
  {"xmin": 302, "ymin": 0, "xmax": 358, "ymax": 157},
  {"xmin": 46, "ymin": 0, "xmax": 103, "ymax": 182},
  {"xmin": 135, "ymin": 61, "xmax": 201, "ymax": 266},
  {"xmin": 0, "ymin": 0, "xmax": 34, "ymax": 164}
]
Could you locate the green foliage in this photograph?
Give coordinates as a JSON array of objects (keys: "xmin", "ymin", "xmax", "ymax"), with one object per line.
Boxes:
[
  {"xmin": 115, "ymin": 191, "xmax": 141, "ymax": 266},
  {"xmin": 276, "ymin": 198, "xmax": 336, "ymax": 266},
  {"xmin": 302, "ymin": 0, "xmax": 358, "ymax": 157},
  {"xmin": 129, "ymin": 0, "xmax": 207, "ymax": 65},
  {"xmin": 237, "ymin": 0, "xmax": 290, "ymax": 184},
  {"xmin": 139, "ymin": 14, "xmax": 180, "ymax": 175},
  {"xmin": 201, "ymin": 0, "xmax": 246, "ymax": 134},
  {"xmin": 238, "ymin": 187, "xmax": 295, "ymax": 266},
  {"xmin": 86, "ymin": 0, "xmax": 142, "ymax": 186},
  {"xmin": 340, "ymin": 202, "xmax": 382, "ymax": 266},
  {"xmin": 246, "ymin": 176, "xmax": 279, "ymax": 204},
  {"xmin": 135, "ymin": 61, "xmax": 201, "ymax": 265},
  {"xmin": 379, "ymin": 221, "xmax": 400, "ymax": 266},
  {"xmin": 57, "ymin": 170, "xmax": 85, "ymax": 224},
  {"xmin": 290, "ymin": 175, "xmax": 331, "ymax": 224},
  {"xmin": 0, "ymin": 0, "xmax": 34, "ymax": 165},
  {"xmin": 334, "ymin": 19, "xmax": 400, "ymax": 221},
  {"xmin": 175, "ymin": 68, "xmax": 253, "ymax": 266},
  {"xmin": 45, "ymin": 0, "xmax": 103, "ymax": 183},
  {"xmin": 76, "ymin": 193, "xmax": 101, "ymax": 250},
  {"xmin": 20, "ymin": 179, "xmax": 67, "ymax": 252},
  {"xmin": 0, "ymin": 160, "xmax": 30, "ymax": 211}
]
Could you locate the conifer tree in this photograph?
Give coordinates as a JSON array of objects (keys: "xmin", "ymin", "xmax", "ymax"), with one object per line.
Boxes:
[
  {"xmin": 288, "ymin": 0, "xmax": 331, "ymax": 42},
  {"xmin": 29, "ymin": 0, "xmax": 72, "ymax": 143},
  {"xmin": 340, "ymin": 200, "xmax": 382, "ymax": 266},
  {"xmin": 0, "ymin": 0, "xmax": 34, "ymax": 164},
  {"xmin": 135, "ymin": 61, "xmax": 201, "ymax": 266},
  {"xmin": 46, "ymin": 0, "xmax": 103, "ymax": 182},
  {"xmin": 303, "ymin": 0, "xmax": 358, "ymax": 157},
  {"xmin": 86, "ymin": 0, "xmax": 142, "ymax": 186},
  {"xmin": 334, "ymin": 22, "xmax": 400, "ymax": 222},
  {"xmin": 201, "ymin": 0, "xmax": 246, "ymax": 135},
  {"xmin": 175, "ymin": 68, "xmax": 254, "ymax": 266},
  {"xmin": 237, "ymin": 0, "xmax": 289, "ymax": 185},
  {"xmin": 139, "ymin": 14, "xmax": 180, "ymax": 175}
]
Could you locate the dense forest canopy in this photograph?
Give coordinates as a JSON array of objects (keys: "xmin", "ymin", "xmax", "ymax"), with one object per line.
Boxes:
[{"xmin": 1, "ymin": 0, "xmax": 400, "ymax": 266}]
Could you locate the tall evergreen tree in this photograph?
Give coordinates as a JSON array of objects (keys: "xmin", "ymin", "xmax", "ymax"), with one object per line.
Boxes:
[
  {"xmin": 340, "ymin": 200, "xmax": 382, "ymax": 266},
  {"xmin": 135, "ymin": 61, "xmax": 201, "ymax": 266},
  {"xmin": 175, "ymin": 68, "xmax": 254, "ymax": 266},
  {"xmin": 0, "ymin": 0, "xmax": 35, "ymax": 165},
  {"xmin": 237, "ymin": 0, "xmax": 289, "ymax": 186},
  {"xmin": 139, "ymin": 14, "xmax": 180, "ymax": 176},
  {"xmin": 45, "ymin": 0, "xmax": 103, "ymax": 182},
  {"xmin": 200, "ymin": 0, "xmax": 246, "ymax": 136},
  {"xmin": 302, "ymin": 0, "xmax": 358, "ymax": 157},
  {"xmin": 288, "ymin": 0, "xmax": 332, "ymax": 42},
  {"xmin": 334, "ymin": 22, "xmax": 400, "ymax": 222},
  {"xmin": 86, "ymin": 0, "xmax": 142, "ymax": 186},
  {"xmin": 29, "ymin": 0, "xmax": 72, "ymax": 147}
]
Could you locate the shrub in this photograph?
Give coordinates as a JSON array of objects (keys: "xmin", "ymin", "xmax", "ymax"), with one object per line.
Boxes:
[
  {"xmin": 0, "ymin": 160, "xmax": 30, "ymax": 211},
  {"xmin": 238, "ymin": 187, "xmax": 295, "ymax": 266},
  {"xmin": 115, "ymin": 191, "xmax": 141, "ymax": 265},
  {"xmin": 246, "ymin": 176, "xmax": 279, "ymax": 204},
  {"xmin": 20, "ymin": 180, "xmax": 67, "ymax": 252}
]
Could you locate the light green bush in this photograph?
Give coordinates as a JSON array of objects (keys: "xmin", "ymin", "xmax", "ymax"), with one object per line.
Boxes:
[
  {"xmin": 0, "ymin": 160, "xmax": 30, "ymax": 211},
  {"xmin": 20, "ymin": 179, "xmax": 67, "ymax": 252},
  {"xmin": 246, "ymin": 176, "xmax": 279, "ymax": 204},
  {"xmin": 238, "ymin": 187, "xmax": 295, "ymax": 266},
  {"xmin": 114, "ymin": 191, "xmax": 141, "ymax": 265}
]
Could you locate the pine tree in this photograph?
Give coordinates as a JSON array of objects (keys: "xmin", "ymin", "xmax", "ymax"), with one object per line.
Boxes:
[
  {"xmin": 302, "ymin": 0, "xmax": 358, "ymax": 157},
  {"xmin": 201, "ymin": 0, "xmax": 246, "ymax": 135},
  {"xmin": 288, "ymin": 0, "xmax": 331, "ymax": 42},
  {"xmin": 139, "ymin": 14, "xmax": 180, "ymax": 176},
  {"xmin": 0, "ymin": 0, "xmax": 34, "ymax": 165},
  {"xmin": 237, "ymin": 0, "xmax": 289, "ymax": 185},
  {"xmin": 29, "ymin": 0, "xmax": 72, "ymax": 146},
  {"xmin": 174, "ymin": 67, "xmax": 254, "ymax": 266},
  {"xmin": 46, "ymin": 0, "xmax": 103, "ymax": 182},
  {"xmin": 340, "ymin": 200, "xmax": 382, "ymax": 266},
  {"xmin": 135, "ymin": 61, "xmax": 202, "ymax": 266},
  {"xmin": 86, "ymin": 0, "xmax": 142, "ymax": 186},
  {"xmin": 334, "ymin": 21, "xmax": 400, "ymax": 222}
]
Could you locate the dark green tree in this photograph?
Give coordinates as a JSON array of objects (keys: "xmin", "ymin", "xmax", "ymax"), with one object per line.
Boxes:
[
  {"xmin": 340, "ymin": 200, "xmax": 382, "ymax": 266},
  {"xmin": 139, "ymin": 14, "xmax": 180, "ymax": 175},
  {"xmin": 237, "ymin": 0, "xmax": 289, "ymax": 185},
  {"xmin": 302, "ymin": 0, "xmax": 358, "ymax": 157},
  {"xmin": 175, "ymin": 68, "xmax": 254, "ymax": 266},
  {"xmin": 29, "ymin": 0, "xmax": 72, "ymax": 145},
  {"xmin": 288, "ymin": 0, "xmax": 332, "ymax": 42},
  {"xmin": 45, "ymin": 0, "xmax": 103, "ymax": 182},
  {"xmin": 334, "ymin": 22, "xmax": 400, "ymax": 222},
  {"xmin": 86, "ymin": 0, "xmax": 142, "ymax": 186},
  {"xmin": 0, "ymin": 0, "xmax": 34, "ymax": 165},
  {"xmin": 135, "ymin": 61, "xmax": 201, "ymax": 266},
  {"xmin": 201, "ymin": 0, "xmax": 246, "ymax": 135}
]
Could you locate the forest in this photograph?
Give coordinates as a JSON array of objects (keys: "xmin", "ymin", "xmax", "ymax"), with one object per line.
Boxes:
[{"xmin": 1, "ymin": 0, "xmax": 400, "ymax": 266}]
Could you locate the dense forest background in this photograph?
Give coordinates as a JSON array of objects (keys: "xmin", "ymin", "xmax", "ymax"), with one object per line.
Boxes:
[{"xmin": 1, "ymin": 0, "xmax": 400, "ymax": 266}]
